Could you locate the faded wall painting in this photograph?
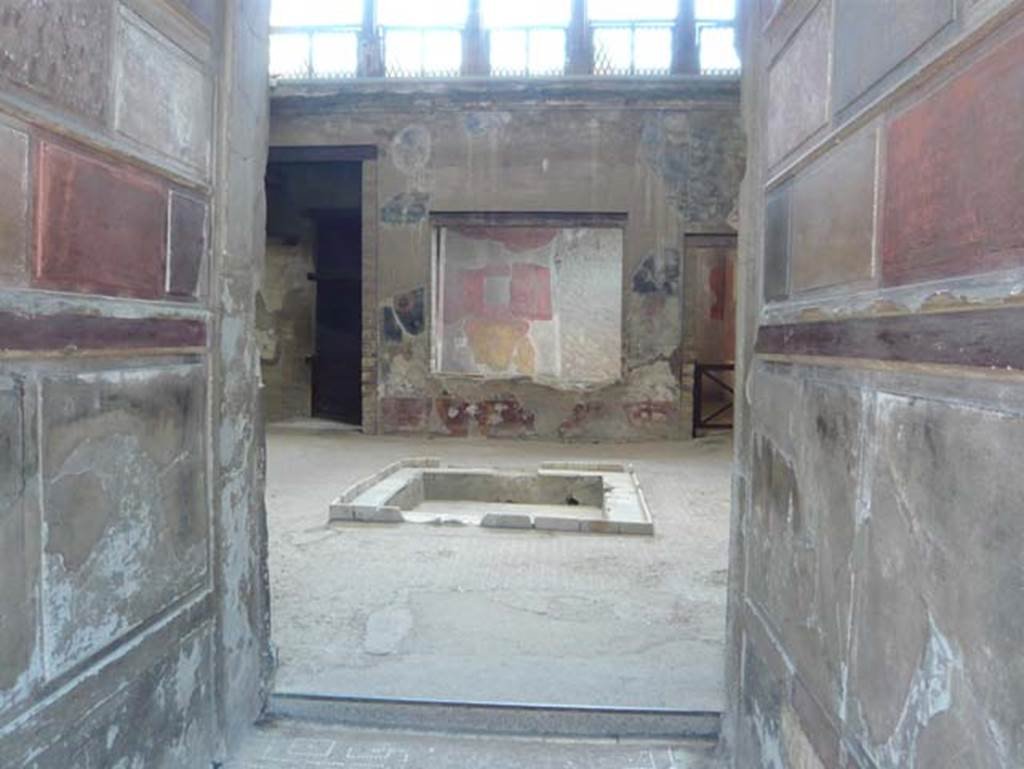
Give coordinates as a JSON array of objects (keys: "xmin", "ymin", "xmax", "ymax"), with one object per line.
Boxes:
[{"xmin": 433, "ymin": 225, "xmax": 623, "ymax": 387}]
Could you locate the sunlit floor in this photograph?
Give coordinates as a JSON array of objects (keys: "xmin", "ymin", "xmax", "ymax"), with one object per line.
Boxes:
[{"xmin": 266, "ymin": 426, "xmax": 732, "ymax": 710}]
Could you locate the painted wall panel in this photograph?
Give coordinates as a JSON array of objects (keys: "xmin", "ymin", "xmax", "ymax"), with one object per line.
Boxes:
[
  {"xmin": 834, "ymin": 0, "xmax": 954, "ymax": 110},
  {"xmin": 766, "ymin": 0, "xmax": 831, "ymax": 166},
  {"xmin": 36, "ymin": 142, "xmax": 167, "ymax": 299},
  {"xmin": 168, "ymin": 191, "xmax": 209, "ymax": 298},
  {"xmin": 437, "ymin": 226, "xmax": 623, "ymax": 387},
  {"xmin": 0, "ymin": 0, "xmax": 113, "ymax": 122},
  {"xmin": 790, "ymin": 126, "xmax": 876, "ymax": 292},
  {"xmin": 882, "ymin": 31, "xmax": 1024, "ymax": 286},
  {"xmin": 40, "ymin": 365, "xmax": 208, "ymax": 678},
  {"xmin": 0, "ymin": 376, "xmax": 41, "ymax": 710},
  {"xmin": 114, "ymin": 8, "xmax": 213, "ymax": 175},
  {"xmin": 0, "ymin": 122, "xmax": 29, "ymax": 286}
]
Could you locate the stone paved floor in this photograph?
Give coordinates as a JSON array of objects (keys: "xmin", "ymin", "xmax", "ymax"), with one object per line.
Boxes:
[
  {"xmin": 226, "ymin": 721, "xmax": 722, "ymax": 769},
  {"xmin": 267, "ymin": 429, "xmax": 732, "ymax": 709}
]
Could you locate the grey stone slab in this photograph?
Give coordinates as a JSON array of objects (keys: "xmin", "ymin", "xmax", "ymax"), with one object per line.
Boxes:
[
  {"xmin": 764, "ymin": 184, "xmax": 791, "ymax": 301},
  {"xmin": 766, "ymin": 0, "xmax": 831, "ymax": 166},
  {"xmin": 480, "ymin": 512, "xmax": 533, "ymax": 529},
  {"xmin": 167, "ymin": 190, "xmax": 208, "ymax": 298},
  {"xmin": 790, "ymin": 126, "xmax": 877, "ymax": 293},
  {"xmin": 40, "ymin": 365, "xmax": 208, "ymax": 677},
  {"xmin": 264, "ymin": 699, "xmax": 721, "ymax": 743},
  {"xmin": 0, "ymin": 375, "xmax": 41, "ymax": 708},
  {"xmin": 0, "ymin": 121, "xmax": 29, "ymax": 286},
  {"xmin": 617, "ymin": 521, "xmax": 656, "ymax": 536},
  {"xmin": 748, "ymin": 373, "xmax": 862, "ymax": 713},
  {"xmin": 114, "ymin": 7, "xmax": 213, "ymax": 176},
  {"xmin": 353, "ymin": 506, "xmax": 405, "ymax": 523},
  {"xmin": 16, "ymin": 626, "xmax": 216, "ymax": 769},
  {"xmin": 0, "ymin": 0, "xmax": 113, "ymax": 122},
  {"xmin": 847, "ymin": 393, "xmax": 1024, "ymax": 766},
  {"xmin": 335, "ymin": 462, "xmax": 651, "ymax": 535},
  {"xmin": 534, "ymin": 516, "xmax": 582, "ymax": 532},
  {"xmin": 834, "ymin": 0, "xmax": 954, "ymax": 111}
]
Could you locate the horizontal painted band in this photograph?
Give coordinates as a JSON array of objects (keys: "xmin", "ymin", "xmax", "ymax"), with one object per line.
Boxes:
[
  {"xmin": 755, "ymin": 305, "xmax": 1024, "ymax": 370},
  {"xmin": 0, "ymin": 311, "xmax": 206, "ymax": 352}
]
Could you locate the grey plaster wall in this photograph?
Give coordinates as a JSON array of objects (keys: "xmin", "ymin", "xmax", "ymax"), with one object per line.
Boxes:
[
  {"xmin": 0, "ymin": 0, "xmax": 271, "ymax": 766},
  {"xmin": 726, "ymin": 1, "xmax": 1024, "ymax": 767},
  {"xmin": 269, "ymin": 80, "xmax": 743, "ymax": 440}
]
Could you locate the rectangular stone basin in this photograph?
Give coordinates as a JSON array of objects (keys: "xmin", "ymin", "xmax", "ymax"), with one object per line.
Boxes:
[{"xmin": 329, "ymin": 459, "xmax": 653, "ymax": 535}]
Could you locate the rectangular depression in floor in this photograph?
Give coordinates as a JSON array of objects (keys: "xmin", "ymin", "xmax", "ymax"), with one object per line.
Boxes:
[{"xmin": 329, "ymin": 459, "xmax": 653, "ymax": 534}]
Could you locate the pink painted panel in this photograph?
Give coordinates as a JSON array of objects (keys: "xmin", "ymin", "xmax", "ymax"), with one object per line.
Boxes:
[
  {"xmin": 36, "ymin": 142, "xmax": 167, "ymax": 299},
  {"xmin": 882, "ymin": 31, "xmax": 1024, "ymax": 285}
]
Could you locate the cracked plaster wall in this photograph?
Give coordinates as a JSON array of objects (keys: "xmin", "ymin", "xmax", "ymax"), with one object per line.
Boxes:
[
  {"xmin": 0, "ymin": 0, "xmax": 271, "ymax": 766},
  {"xmin": 726, "ymin": 1, "xmax": 1024, "ymax": 767}
]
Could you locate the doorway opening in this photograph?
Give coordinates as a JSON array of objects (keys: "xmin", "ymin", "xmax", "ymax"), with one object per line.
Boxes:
[
  {"xmin": 259, "ymin": 96, "xmax": 740, "ymax": 742},
  {"xmin": 261, "ymin": 148, "xmax": 376, "ymax": 429}
]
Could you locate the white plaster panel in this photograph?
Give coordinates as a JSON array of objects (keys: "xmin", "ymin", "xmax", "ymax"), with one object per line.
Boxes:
[{"xmin": 114, "ymin": 7, "xmax": 213, "ymax": 176}]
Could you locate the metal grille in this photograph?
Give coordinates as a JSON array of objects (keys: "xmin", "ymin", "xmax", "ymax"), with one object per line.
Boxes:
[
  {"xmin": 696, "ymin": 19, "xmax": 740, "ymax": 75},
  {"xmin": 692, "ymin": 363, "xmax": 734, "ymax": 438},
  {"xmin": 383, "ymin": 27, "xmax": 463, "ymax": 78},
  {"xmin": 270, "ymin": 27, "xmax": 361, "ymax": 80},
  {"xmin": 489, "ymin": 27, "xmax": 567, "ymax": 78},
  {"xmin": 592, "ymin": 22, "xmax": 674, "ymax": 77}
]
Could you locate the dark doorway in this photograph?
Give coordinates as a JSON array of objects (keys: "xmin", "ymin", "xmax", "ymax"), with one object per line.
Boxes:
[
  {"xmin": 263, "ymin": 153, "xmax": 370, "ymax": 427},
  {"xmin": 311, "ymin": 209, "xmax": 362, "ymax": 424},
  {"xmin": 683, "ymin": 233, "xmax": 738, "ymax": 437}
]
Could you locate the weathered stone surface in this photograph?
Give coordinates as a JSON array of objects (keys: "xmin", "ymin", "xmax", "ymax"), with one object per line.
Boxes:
[
  {"xmin": 114, "ymin": 7, "xmax": 213, "ymax": 175},
  {"xmin": 0, "ymin": 376, "xmax": 40, "ymax": 708},
  {"xmin": 177, "ymin": 0, "xmax": 218, "ymax": 29},
  {"xmin": 640, "ymin": 111, "xmax": 743, "ymax": 226},
  {"xmin": 882, "ymin": 30, "xmax": 1024, "ymax": 286},
  {"xmin": 0, "ymin": 312, "xmax": 206, "ymax": 352},
  {"xmin": 21, "ymin": 626, "xmax": 216, "ymax": 769},
  {"xmin": 737, "ymin": 631, "xmax": 787, "ymax": 769},
  {"xmin": 766, "ymin": 0, "xmax": 831, "ymax": 166},
  {"xmin": 0, "ymin": 0, "xmax": 113, "ymax": 122},
  {"xmin": 36, "ymin": 142, "xmax": 167, "ymax": 298},
  {"xmin": 381, "ymin": 191, "xmax": 429, "ymax": 224},
  {"xmin": 40, "ymin": 366, "xmax": 208, "ymax": 676},
  {"xmin": 848, "ymin": 393, "xmax": 1024, "ymax": 768},
  {"xmin": 381, "ymin": 397, "xmax": 432, "ymax": 432},
  {"xmin": 168, "ymin": 191, "xmax": 208, "ymax": 298},
  {"xmin": 749, "ymin": 370, "xmax": 861, "ymax": 713},
  {"xmin": 790, "ymin": 126, "xmax": 876, "ymax": 292},
  {"xmin": 834, "ymin": 0, "xmax": 953, "ymax": 110},
  {"xmin": 685, "ymin": 111, "xmax": 745, "ymax": 227},
  {"xmin": 763, "ymin": 185, "xmax": 790, "ymax": 301},
  {"xmin": 0, "ymin": 121, "xmax": 29, "ymax": 286}
]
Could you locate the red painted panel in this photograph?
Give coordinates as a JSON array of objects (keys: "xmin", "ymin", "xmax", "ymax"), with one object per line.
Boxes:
[
  {"xmin": 381, "ymin": 398, "xmax": 432, "ymax": 432},
  {"xmin": 36, "ymin": 142, "xmax": 167, "ymax": 298},
  {"xmin": 0, "ymin": 313, "xmax": 205, "ymax": 352},
  {"xmin": 445, "ymin": 263, "xmax": 553, "ymax": 323},
  {"xmin": 882, "ymin": 31, "xmax": 1024, "ymax": 285},
  {"xmin": 451, "ymin": 226, "xmax": 557, "ymax": 252},
  {"xmin": 510, "ymin": 263, "xmax": 553, "ymax": 320}
]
